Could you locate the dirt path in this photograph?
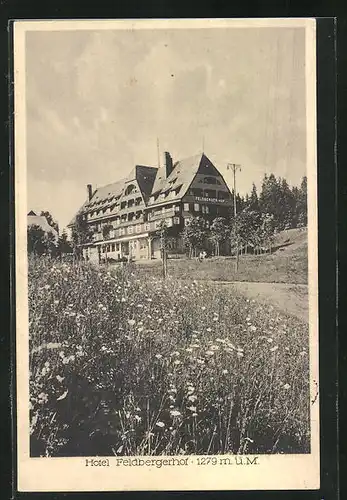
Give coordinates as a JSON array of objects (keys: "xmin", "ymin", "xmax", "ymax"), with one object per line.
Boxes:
[{"xmin": 213, "ymin": 281, "xmax": 309, "ymax": 323}]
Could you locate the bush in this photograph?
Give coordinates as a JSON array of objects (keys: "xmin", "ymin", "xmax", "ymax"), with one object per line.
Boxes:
[{"xmin": 28, "ymin": 256, "xmax": 310, "ymax": 457}]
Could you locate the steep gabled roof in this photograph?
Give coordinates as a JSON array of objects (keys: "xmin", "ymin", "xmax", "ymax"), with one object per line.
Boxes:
[
  {"xmin": 68, "ymin": 165, "xmax": 157, "ymax": 226},
  {"xmin": 148, "ymin": 153, "xmax": 204, "ymax": 205},
  {"xmin": 27, "ymin": 215, "xmax": 59, "ymax": 240}
]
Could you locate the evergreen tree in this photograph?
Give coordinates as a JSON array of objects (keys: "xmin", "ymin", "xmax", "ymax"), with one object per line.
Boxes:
[
  {"xmin": 297, "ymin": 176, "xmax": 307, "ymax": 227},
  {"xmin": 249, "ymin": 183, "xmax": 259, "ymax": 212}
]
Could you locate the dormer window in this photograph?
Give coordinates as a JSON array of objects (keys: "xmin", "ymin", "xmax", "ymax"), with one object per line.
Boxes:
[{"xmin": 125, "ymin": 184, "xmax": 138, "ymax": 196}]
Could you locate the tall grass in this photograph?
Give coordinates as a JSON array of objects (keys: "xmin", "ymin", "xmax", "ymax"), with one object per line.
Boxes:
[{"xmin": 28, "ymin": 256, "xmax": 310, "ymax": 457}]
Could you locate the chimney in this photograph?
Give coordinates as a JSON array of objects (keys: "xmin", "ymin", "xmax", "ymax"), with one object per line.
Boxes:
[
  {"xmin": 164, "ymin": 151, "xmax": 173, "ymax": 178},
  {"xmin": 87, "ymin": 184, "xmax": 93, "ymax": 201}
]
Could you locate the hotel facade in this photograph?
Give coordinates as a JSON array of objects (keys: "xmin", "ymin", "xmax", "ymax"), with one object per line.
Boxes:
[{"xmin": 68, "ymin": 152, "xmax": 233, "ymax": 262}]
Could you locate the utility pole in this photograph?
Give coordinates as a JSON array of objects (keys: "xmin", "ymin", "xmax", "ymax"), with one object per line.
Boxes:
[
  {"xmin": 160, "ymin": 221, "xmax": 168, "ymax": 279},
  {"xmin": 227, "ymin": 163, "xmax": 242, "ymax": 271}
]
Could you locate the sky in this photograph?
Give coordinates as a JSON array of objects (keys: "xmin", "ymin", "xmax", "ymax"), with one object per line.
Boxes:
[{"xmin": 25, "ymin": 25, "xmax": 307, "ymax": 230}]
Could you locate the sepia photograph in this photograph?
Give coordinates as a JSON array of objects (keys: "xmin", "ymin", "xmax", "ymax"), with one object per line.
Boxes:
[{"xmin": 14, "ymin": 18, "xmax": 319, "ymax": 491}]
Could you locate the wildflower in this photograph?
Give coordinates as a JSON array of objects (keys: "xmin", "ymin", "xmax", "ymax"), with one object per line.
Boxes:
[
  {"xmin": 300, "ymin": 350, "xmax": 306, "ymax": 356},
  {"xmin": 185, "ymin": 347, "xmax": 193, "ymax": 353},
  {"xmin": 56, "ymin": 375, "xmax": 64, "ymax": 383},
  {"xmin": 270, "ymin": 345, "xmax": 279, "ymax": 352},
  {"xmin": 127, "ymin": 319, "xmax": 136, "ymax": 326},
  {"xmin": 173, "ymin": 360, "xmax": 181, "ymax": 365},
  {"xmin": 187, "ymin": 406, "xmax": 197, "ymax": 412},
  {"xmin": 156, "ymin": 421, "xmax": 165, "ymax": 428},
  {"xmin": 56, "ymin": 389, "xmax": 68, "ymax": 401},
  {"xmin": 171, "ymin": 351, "xmax": 180, "ymax": 356},
  {"xmin": 54, "ymin": 300, "xmax": 59, "ymax": 305},
  {"xmin": 196, "ymin": 358, "xmax": 205, "ymax": 364},
  {"xmin": 170, "ymin": 410, "xmax": 181, "ymax": 417},
  {"xmin": 201, "ymin": 306, "xmax": 206, "ymax": 311},
  {"xmin": 222, "ymin": 369, "xmax": 228, "ymax": 375},
  {"xmin": 44, "ymin": 284, "xmax": 50, "ymax": 290},
  {"xmin": 210, "ymin": 345, "xmax": 219, "ymax": 351},
  {"xmin": 283, "ymin": 384, "xmax": 291, "ymax": 390},
  {"xmin": 155, "ymin": 354, "xmax": 163, "ymax": 359},
  {"xmin": 188, "ymin": 394, "xmax": 197, "ymax": 402},
  {"xmin": 192, "ymin": 413, "xmax": 198, "ymax": 417},
  {"xmin": 249, "ymin": 325, "xmax": 257, "ymax": 332},
  {"xmin": 187, "ymin": 385, "xmax": 195, "ymax": 393},
  {"xmin": 267, "ymin": 338, "xmax": 273, "ymax": 343},
  {"xmin": 207, "ymin": 328, "xmax": 212, "ymax": 332},
  {"xmin": 206, "ymin": 350, "xmax": 214, "ymax": 356},
  {"xmin": 237, "ymin": 352, "xmax": 244, "ymax": 358}
]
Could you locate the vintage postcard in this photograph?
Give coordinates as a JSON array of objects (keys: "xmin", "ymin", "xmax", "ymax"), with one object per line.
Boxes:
[{"xmin": 14, "ymin": 18, "xmax": 319, "ymax": 491}]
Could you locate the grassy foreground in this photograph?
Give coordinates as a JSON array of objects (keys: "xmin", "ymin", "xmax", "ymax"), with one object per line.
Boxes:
[
  {"xmin": 132, "ymin": 245, "xmax": 307, "ymax": 284},
  {"xmin": 29, "ymin": 257, "xmax": 310, "ymax": 457}
]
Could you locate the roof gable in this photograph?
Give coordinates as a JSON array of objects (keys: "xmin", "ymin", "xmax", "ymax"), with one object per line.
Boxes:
[
  {"xmin": 148, "ymin": 153, "xmax": 206, "ymax": 205},
  {"xmin": 27, "ymin": 215, "xmax": 58, "ymax": 239}
]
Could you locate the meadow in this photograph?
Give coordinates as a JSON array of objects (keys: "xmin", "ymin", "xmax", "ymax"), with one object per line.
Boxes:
[{"xmin": 29, "ymin": 257, "xmax": 310, "ymax": 457}]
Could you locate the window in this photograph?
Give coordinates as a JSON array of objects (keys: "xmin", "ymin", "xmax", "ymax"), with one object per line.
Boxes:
[
  {"xmin": 136, "ymin": 225, "xmax": 141, "ymax": 233},
  {"xmin": 218, "ymin": 191, "xmax": 229, "ymax": 200},
  {"xmin": 174, "ymin": 205, "xmax": 180, "ymax": 212},
  {"xmin": 193, "ymin": 188, "xmax": 203, "ymax": 197},
  {"xmin": 202, "ymin": 205, "xmax": 210, "ymax": 214},
  {"xmin": 194, "ymin": 203, "xmax": 200, "ymax": 212},
  {"xmin": 116, "ymin": 243, "xmax": 120, "ymax": 251},
  {"xmin": 145, "ymin": 223, "xmax": 150, "ymax": 231},
  {"xmin": 184, "ymin": 203, "xmax": 189, "ymax": 211},
  {"xmin": 128, "ymin": 226, "xmax": 134, "ymax": 235},
  {"xmin": 119, "ymin": 228, "xmax": 125, "ymax": 236},
  {"xmin": 111, "ymin": 243, "xmax": 115, "ymax": 252},
  {"xmin": 173, "ymin": 216, "xmax": 180, "ymax": 225},
  {"xmin": 125, "ymin": 184, "xmax": 137, "ymax": 196},
  {"xmin": 140, "ymin": 240, "xmax": 147, "ymax": 249}
]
